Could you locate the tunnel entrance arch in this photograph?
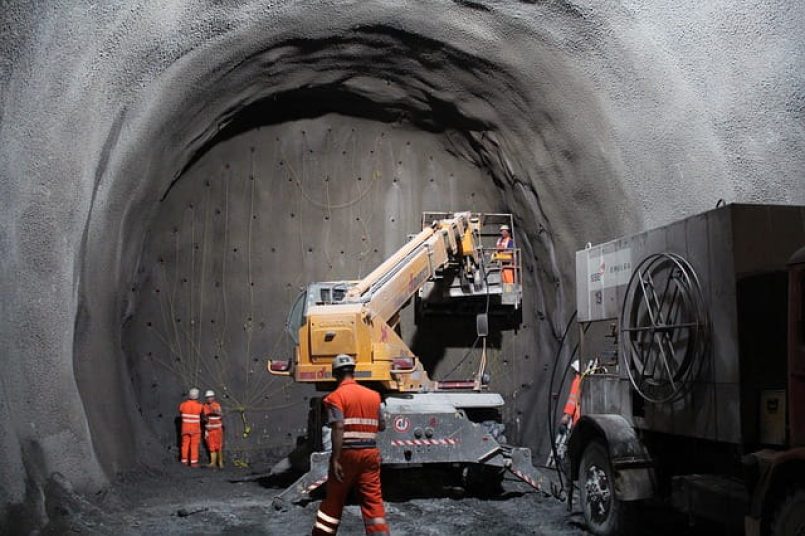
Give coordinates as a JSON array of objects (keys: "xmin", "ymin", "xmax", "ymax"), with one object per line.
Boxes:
[{"xmin": 72, "ymin": 20, "xmax": 629, "ymax": 477}]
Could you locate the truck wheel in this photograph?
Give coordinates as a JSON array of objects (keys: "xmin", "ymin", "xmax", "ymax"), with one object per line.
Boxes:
[
  {"xmin": 579, "ymin": 440, "xmax": 631, "ymax": 536},
  {"xmin": 771, "ymin": 488, "xmax": 805, "ymax": 536}
]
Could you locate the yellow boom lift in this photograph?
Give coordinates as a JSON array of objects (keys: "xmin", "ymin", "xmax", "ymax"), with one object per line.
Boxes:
[{"xmin": 269, "ymin": 212, "xmax": 544, "ymax": 505}]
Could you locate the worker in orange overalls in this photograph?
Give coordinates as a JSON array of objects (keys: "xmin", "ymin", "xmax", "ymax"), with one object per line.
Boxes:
[
  {"xmin": 203, "ymin": 389, "xmax": 224, "ymax": 469},
  {"xmin": 312, "ymin": 354, "xmax": 389, "ymax": 536},
  {"xmin": 548, "ymin": 360, "xmax": 583, "ymax": 468},
  {"xmin": 495, "ymin": 224, "xmax": 516, "ymax": 284},
  {"xmin": 178, "ymin": 387, "xmax": 204, "ymax": 467},
  {"xmin": 560, "ymin": 360, "xmax": 582, "ymax": 431}
]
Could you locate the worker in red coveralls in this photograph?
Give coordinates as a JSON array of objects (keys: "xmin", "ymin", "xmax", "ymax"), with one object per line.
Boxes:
[
  {"xmin": 548, "ymin": 360, "xmax": 583, "ymax": 468},
  {"xmin": 495, "ymin": 224, "xmax": 516, "ymax": 284},
  {"xmin": 178, "ymin": 387, "xmax": 203, "ymax": 467},
  {"xmin": 560, "ymin": 360, "xmax": 582, "ymax": 432},
  {"xmin": 312, "ymin": 354, "xmax": 389, "ymax": 536},
  {"xmin": 203, "ymin": 389, "xmax": 224, "ymax": 469}
]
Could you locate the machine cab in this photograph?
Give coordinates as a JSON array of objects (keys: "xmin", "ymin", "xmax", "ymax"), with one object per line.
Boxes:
[{"xmin": 268, "ymin": 281, "xmax": 358, "ymax": 375}]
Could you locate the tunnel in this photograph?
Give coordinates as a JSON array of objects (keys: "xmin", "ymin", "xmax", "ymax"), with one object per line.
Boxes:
[{"xmin": 1, "ymin": 0, "xmax": 803, "ymax": 533}]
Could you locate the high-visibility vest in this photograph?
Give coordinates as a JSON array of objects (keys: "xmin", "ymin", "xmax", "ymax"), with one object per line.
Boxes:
[
  {"xmin": 496, "ymin": 237, "xmax": 514, "ymax": 260},
  {"xmin": 324, "ymin": 378, "xmax": 383, "ymax": 449},
  {"xmin": 203, "ymin": 402, "xmax": 223, "ymax": 430},
  {"xmin": 178, "ymin": 399, "xmax": 203, "ymax": 433},
  {"xmin": 563, "ymin": 375, "xmax": 582, "ymax": 424}
]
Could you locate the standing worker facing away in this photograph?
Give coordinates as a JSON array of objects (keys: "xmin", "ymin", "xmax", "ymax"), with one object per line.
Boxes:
[
  {"xmin": 312, "ymin": 354, "xmax": 390, "ymax": 536},
  {"xmin": 203, "ymin": 389, "xmax": 224, "ymax": 469},
  {"xmin": 178, "ymin": 387, "xmax": 204, "ymax": 467}
]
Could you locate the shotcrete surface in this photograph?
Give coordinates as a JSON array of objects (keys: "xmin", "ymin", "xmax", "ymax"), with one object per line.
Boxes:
[{"xmin": 122, "ymin": 115, "xmax": 510, "ymax": 463}]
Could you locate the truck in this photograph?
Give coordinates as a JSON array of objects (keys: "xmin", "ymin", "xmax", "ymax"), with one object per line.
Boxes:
[
  {"xmin": 567, "ymin": 203, "xmax": 805, "ymax": 535},
  {"xmin": 267, "ymin": 212, "xmax": 545, "ymax": 505}
]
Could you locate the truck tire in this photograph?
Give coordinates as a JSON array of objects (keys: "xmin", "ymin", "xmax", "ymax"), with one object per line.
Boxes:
[
  {"xmin": 771, "ymin": 488, "xmax": 805, "ymax": 536},
  {"xmin": 579, "ymin": 440, "xmax": 632, "ymax": 536}
]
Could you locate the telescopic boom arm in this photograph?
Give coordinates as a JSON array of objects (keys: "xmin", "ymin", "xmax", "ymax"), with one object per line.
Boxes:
[{"xmin": 269, "ymin": 212, "xmax": 483, "ymax": 392}]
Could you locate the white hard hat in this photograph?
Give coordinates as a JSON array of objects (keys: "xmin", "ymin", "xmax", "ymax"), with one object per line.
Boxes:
[
  {"xmin": 499, "ymin": 224, "xmax": 510, "ymax": 231},
  {"xmin": 332, "ymin": 354, "xmax": 356, "ymax": 371},
  {"xmin": 188, "ymin": 387, "xmax": 200, "ymax": 400},
  {"xmin": 571, "ymin": 360, "xmax": 580, "ymax": 374},
  {"xmin": 205, "ymin": 390, "xmax": 215, "ymax": 398}
]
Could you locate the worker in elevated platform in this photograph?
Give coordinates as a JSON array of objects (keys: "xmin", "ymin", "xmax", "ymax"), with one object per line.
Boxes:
[
  {"xmin": 312, "ymin": 354, "xmax": 389, "ymax": 536},
  {"xmin": 203, "ymin": 389, "xmax": 224, "ymax": 469},
  {"xmin": 178, "ymin": 387, "xmax": 203, "ymax": 467},
  {"xmin": 495, "ymin": 224, "xmax": 516, "ymax": 284}
]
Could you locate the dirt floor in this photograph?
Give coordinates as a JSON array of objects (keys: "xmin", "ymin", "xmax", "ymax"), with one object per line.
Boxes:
[{"xmin": 39, "ymin": 459, "xmax": 736, "ymax": 536}]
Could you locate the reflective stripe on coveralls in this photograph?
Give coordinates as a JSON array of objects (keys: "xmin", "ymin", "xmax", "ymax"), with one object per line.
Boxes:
[{"xmin": 314, "ymin": 509, "xmax": 340, "ymax": 534}]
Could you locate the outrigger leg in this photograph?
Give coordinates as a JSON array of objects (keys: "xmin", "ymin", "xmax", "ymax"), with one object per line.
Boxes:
[
  {"xmin": 505, "ymin": 447, "xmax": 547, "ymax": 493},
  {"xmin": 272, "ymin": 451, "xmax": 330, "ymax": 510}
]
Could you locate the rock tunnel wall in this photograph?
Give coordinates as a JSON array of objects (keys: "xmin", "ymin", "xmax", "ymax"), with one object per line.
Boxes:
[
  {"xmin": 1, "ymin": 0, "xmax": 803, "ymax": 530},
  {"xmin": 123, "ymin": 115, "xmax": 510, "ymax": 461}
]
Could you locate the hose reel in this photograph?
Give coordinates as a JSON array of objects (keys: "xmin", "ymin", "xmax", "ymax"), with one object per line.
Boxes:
[{"xmin": 620, "ymin": 253, "xmax": 710, "ymax": 403}]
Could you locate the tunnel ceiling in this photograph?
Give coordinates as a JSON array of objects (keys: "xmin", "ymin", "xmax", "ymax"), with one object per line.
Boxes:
[{"xmin": 1, "ymin": 1, "xmax": 803, "ymax": 531}]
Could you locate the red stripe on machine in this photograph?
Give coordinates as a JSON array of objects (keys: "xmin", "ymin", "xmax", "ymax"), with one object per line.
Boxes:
[
  {"xmin": 306, "ymin": 477, "xmax": 328, "ymax": 493},
  {"xmin": 511, "ymin": 469, "xmax": 541, "ymax": 491},
  {"xmin": 390, "ymin": 438, "xmax": 459, "ymax": 447}
]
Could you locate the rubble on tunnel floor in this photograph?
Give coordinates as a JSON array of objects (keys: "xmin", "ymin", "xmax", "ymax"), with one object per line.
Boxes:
[{"xmin": 35, "ymin": 460, "xmax": 735, "ymax": 536}]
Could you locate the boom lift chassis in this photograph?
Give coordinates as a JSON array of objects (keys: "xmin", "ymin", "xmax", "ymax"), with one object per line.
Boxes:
[{"xmin": 274, "ymin": 393, "xmax": 545, "ymax": 506}]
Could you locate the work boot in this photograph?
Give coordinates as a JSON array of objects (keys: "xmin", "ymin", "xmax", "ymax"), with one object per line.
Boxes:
[
  {"xmin": 217, "ymin": 450, "xmax": 224, "ymax": 469},
  {"xmin": 207, "ymin": 452, "xmax": 217, "ymax": 468}
]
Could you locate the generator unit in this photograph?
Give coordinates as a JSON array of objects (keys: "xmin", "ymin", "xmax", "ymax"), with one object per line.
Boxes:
[{"xmin": 567, "ymin": 203, "xmax": 805, "ymax": 535}]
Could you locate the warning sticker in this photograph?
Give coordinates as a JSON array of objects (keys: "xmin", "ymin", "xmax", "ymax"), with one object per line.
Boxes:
[{"xmin": 393, "ymin": 416, "xmax": 410, "ymax": 433}]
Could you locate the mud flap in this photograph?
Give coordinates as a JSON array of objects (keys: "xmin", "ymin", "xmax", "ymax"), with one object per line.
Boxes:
[
  {"xmin": 272, "ymin": 451, "xmax": 330, "ymax": 510},
  {"xmin": 505, "ymin": 447, "xmax": 547, "ymax": 493}
]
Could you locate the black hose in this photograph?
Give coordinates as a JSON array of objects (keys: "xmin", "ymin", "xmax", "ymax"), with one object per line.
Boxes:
[
  {"xmin": 545, "ymin": 310, "xmax": 577, "ymax": 492},
  {"xmin": 548, "ymin": 323, "xmax": 590, "ymax": 494}
]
